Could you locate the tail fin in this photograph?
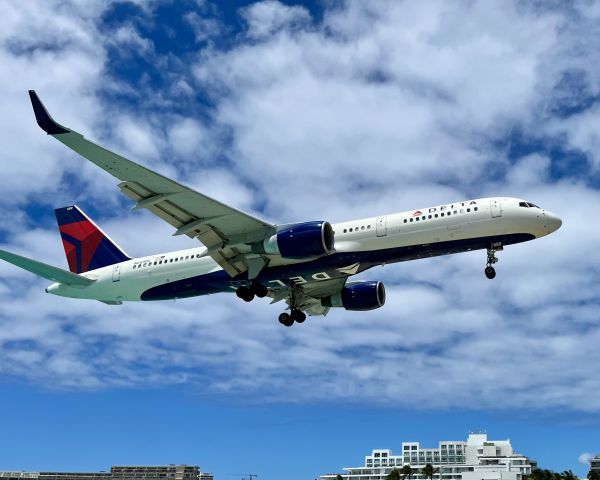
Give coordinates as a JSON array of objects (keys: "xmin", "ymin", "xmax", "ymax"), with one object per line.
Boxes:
[{"xmin": 55, "ymin": 206, "xmax": 130, "ymax": 273}]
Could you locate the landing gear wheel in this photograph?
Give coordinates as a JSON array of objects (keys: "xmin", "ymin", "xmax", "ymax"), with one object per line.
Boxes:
[
  {"xmin": 250, "ymin": 280, "xmax": 268, "ymax": 298},
  {"xmin": 291, "ymin": 309, "xmax": 306, "ymax": 323},
  {"xmin": 485, "ymin": 266, "xmax": 496, "ymax": 279},
  {"xmin": 278, "ymin": 313, "xmax": 294, "ymax": 327},
  {"xmin": 236, "ymin": 286, "xmax": 255, "ymax": 302}
]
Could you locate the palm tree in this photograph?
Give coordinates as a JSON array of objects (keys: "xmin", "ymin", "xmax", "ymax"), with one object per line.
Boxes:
[
  {"xmin": 386, "ymin": 469, "xmax": 400, "ymax": 480},
  {"xmin": 421, "ymin": 464, "xmax": 438, "ymax": 480},
  {"xmin": 335, "ymin": 475, "xmax": 344, "ymax": 480},
  {"xmin": 588, "ymin": 471, "xmax": 600, "ymax": 480},
  {"xmin": 400, "ymin": 465, "xmax": 415, "ymax": 480},
  {"xmin": 527, "ymin": 468, "xmax": 544, "ymax": 480},
  {"xmin": 562, "ymin": 471, "xmax": 577, "ymax": 480}
]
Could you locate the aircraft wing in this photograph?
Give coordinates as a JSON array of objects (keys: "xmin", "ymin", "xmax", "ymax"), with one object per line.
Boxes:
[
  {"xmin": 29, "ymin": 90, "xmax": 276, "ymax": 277},
  {"xmin": 268, "ymin": 277, "xmax": 348, "ymax": 316}
]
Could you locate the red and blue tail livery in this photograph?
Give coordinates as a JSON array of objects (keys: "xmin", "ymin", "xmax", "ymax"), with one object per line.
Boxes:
[{"xmin": 55, "ymin": 206, "xmax": 130, "ymax": 274}]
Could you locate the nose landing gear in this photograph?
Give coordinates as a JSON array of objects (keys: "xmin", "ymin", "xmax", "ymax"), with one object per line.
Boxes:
[
  {"xmin": 485, "ymin": 242, "xmax": 502, "ymax": 279},
  {"xmin": 485, "ymin": 265, "xmax": 496, "ymax": 279}
]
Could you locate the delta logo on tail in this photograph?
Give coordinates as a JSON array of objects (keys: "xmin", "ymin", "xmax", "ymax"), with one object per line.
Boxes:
[{"xmin": 55, "ymin": 206, "xmax": 129, "ymax": 274}]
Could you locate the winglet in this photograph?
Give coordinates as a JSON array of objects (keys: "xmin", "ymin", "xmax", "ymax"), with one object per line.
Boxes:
[{"xmin": 28, "ymin": 90, "xmax": 70, "ymax": 135}]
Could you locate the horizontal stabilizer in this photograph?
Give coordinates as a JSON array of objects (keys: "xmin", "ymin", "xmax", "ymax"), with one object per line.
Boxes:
[{"xmin": 0, "ymin": 248, "xmax": 94, "ymax": 286}]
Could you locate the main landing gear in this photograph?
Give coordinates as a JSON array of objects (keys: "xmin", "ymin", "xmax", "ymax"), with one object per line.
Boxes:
[
  {"xmin": 278, "ymin": 309, "xmax": 306, "ymax": 327},
  {"xmin": 485, "ymin": 242, "xmax": 502, "ymax": 279},
  {"xmin": 236, "ymin": 281, "xmax": 307, "ymax": 327},
  {"xmin": 235, "ymin": 280, "xmax": 268, "ymax": 302},
  {"xmin": 278, "ymin": 286, "xmax": 306, "ymax": 327}
]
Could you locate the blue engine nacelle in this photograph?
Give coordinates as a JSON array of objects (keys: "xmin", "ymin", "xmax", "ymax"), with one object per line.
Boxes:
[
  {"xmin": 263, "ymin": 221, "xmax": 335, "ymax": 259},
  {"xmin": 321, "ymin": 281, "xmax": 386, "ymax": 311}
]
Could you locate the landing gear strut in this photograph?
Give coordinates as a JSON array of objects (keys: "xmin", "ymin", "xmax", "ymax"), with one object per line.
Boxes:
[
  {"xmin": 485, "ymin": 242, "xmax": 502, "ymax": 279},
  {"xmin": 235, "ymin": 280, "xmax": 269, "ymax": 302}
]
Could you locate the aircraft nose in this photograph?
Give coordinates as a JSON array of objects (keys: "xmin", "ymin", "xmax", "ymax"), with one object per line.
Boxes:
[{"xmin": 544, "ymin": 211, "xmax": 562, "ymax": 233}]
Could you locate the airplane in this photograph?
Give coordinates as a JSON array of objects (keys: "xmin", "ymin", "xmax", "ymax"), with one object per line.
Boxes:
[{"xmin": 0, "ymin": 90, "xmax": 562, "ymax": 327}]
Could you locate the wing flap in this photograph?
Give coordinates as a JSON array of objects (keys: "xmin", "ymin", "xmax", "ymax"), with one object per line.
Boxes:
[
  {"xmin": 267, "ymin": 277, "xmax": 347, "ymax": 317},
  {"xmin": 0, "ymin": 248, "xmax": 94, "ymax": 286}
]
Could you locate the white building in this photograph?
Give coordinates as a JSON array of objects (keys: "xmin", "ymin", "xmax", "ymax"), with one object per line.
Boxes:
[
  {"xmin": 320, "ymin": 432, "xmax": 533, "ymax": 480},
  {"xmin": 590, "ymin": 455, "xmax": 600, "ymax": 471}
]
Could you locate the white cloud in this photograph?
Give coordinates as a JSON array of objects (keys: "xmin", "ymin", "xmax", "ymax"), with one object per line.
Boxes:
[
  {"xmin": 1, "ymin": 0, "xmax": 600, "ymax": 414},
  {"xmin": 241, "ymin": 1, "xmax": 311, "ymax": 39},
  {"xmin": 579, "ymin": 452, "xmax": 593, "ymax": 465}
]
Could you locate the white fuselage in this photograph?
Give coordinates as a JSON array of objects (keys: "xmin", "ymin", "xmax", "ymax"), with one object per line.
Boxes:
[{"xmin": 46, "ymin": 197, "xmax": 561, "ymax": 302}]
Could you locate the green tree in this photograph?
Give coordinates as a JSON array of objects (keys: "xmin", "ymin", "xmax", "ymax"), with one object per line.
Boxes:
[
  {"xmin": 421, "ymin": 464, "xmax": 438, "ymax": 480},
  {"xmin": 400, "ymin": 465, "xmax": 415, "ymax": 480},
  {"xmin": 527, "ymin": 469, "xmax": 544, "ymax": 480},
  {"xmin": 336, "ymin": 475, "xmax": 344, "ymax": 480},
  {"xmin": 562, "ymin": 471, "xmax": 577, "ymax": 480},
  {"xmin": 386, "ymin": 469, "xmax": 400, "ymax": 480},
  {"xmin": 588, "ymin": 471, "xmax": 600, "ymax": 480}
]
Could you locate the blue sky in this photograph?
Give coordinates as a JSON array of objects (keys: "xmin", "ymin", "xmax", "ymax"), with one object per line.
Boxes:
[{"xmin": 1, "ymin": 0, "xmax": 600, "ymax": 479}]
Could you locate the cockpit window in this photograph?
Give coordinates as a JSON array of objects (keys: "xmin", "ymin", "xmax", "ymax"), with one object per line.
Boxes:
[{"xmin": 519, "ymin": 201, "xmax": 540, "ymax": 208}]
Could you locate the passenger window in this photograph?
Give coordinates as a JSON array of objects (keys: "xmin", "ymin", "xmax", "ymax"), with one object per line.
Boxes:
[
  {"xmin": 467, "ymin": 208, "xmax": 470, "ymax": 212},
  {"xmin": 410, "ymin": 218, "xmax": 413, "ymax": 222},
  {"xmin": 185, "ymin": 256, "xmax": 189, "ymax": 260},
  {"xmin": 428, "ymin": 215, "xmax": 432, "ymax": 219},
  {"xmin": 153, "ymin": 262, "xmax": 157, "ymax": 265},
  {"xmin": 416, "ymin": 217, "xmax": 420, "ymax": 221},
  {"xmin": 454, "ymin": 210, "xmax": 457, "ymax": 214},
  {"xmin": 404, "ymin": 219, "xmax": 407, "ymax": 223},
  {"xmin": 196, "ymin": 254, "xmax": 200, "ymax": 258},
  {"xmin": 447, "ymin": 212, "xmax": 451, "ymax": 216},
  {"xmin": 435, "ymin": 214, "xmax": 438, "ymax": 218},
  {"xmin": 367, "ymin": 225, "xmax": 371, "ymax": 229},
  {"xmin": 361, "ymin": 226, "xmax": 365, "ymax": 230},
  {"xmin": 170, "ymin": 259, "xmax": 173, "ymax": 263},
  {"xmin": 349, "ymin": 228, "xmax": 353, "ymax": 232},
  {"xmin": 421, "ymin": 216, "xmax": 425, "ymax": 220},
  {"xmin": 175, "ymin": 258, "xmax": 178, "ymax": 262},
  {"xmin": 474, "ymin": 207, "xmax": 478, "ymax": 211},
  {"xmin": 441, "ymin": 212, "xmax": 445, "ymax": 217}
]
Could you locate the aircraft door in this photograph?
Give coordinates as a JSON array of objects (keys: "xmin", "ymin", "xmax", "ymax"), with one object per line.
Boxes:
[
  {"xmin": 490, "ymin": 198, "xmax": 502, "ymax": 218},
  {"xmin": 376, "ymin": 216, "xmax": 387, "ymax": 237},
  {"xmin": 112, "ymin": 264, "xmax": 121, "ymax": 282}
]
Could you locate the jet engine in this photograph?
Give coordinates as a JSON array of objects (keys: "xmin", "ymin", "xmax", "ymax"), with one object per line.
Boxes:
[
  {"xmin": 321, "ymin": 281, "xmax": 386, "ymax": 311},
  {"xmin": 261, "ymin": 221, "xmax": 335, "ymax": 259}
]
